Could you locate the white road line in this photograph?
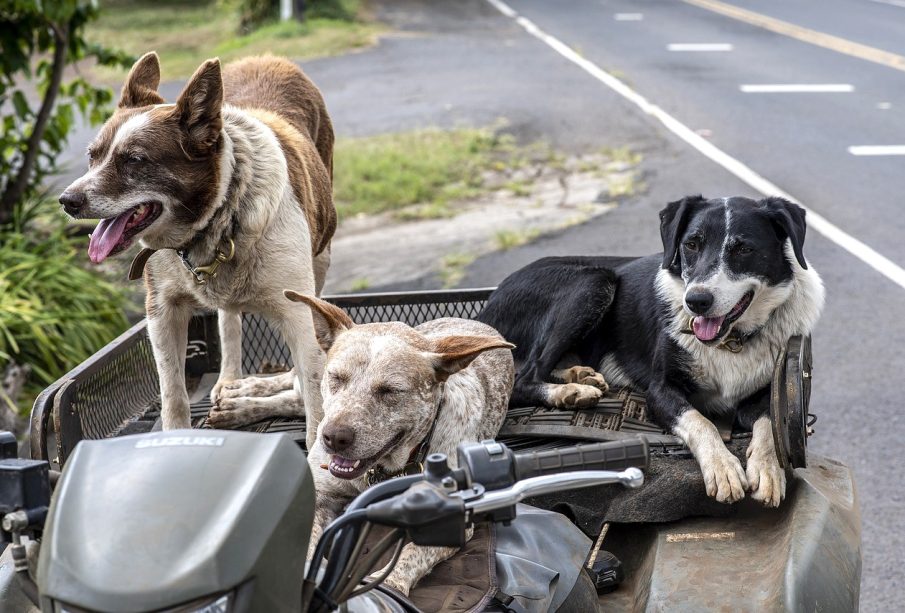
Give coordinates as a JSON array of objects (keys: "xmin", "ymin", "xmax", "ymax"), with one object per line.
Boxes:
[
  {"xmin": 667, "ymin": 43, "xmax": 733, "ymax": 51},
  {"xmin": 484, "ymin": 0, "xmax": 905, "ymax": 291},
  {"xmin": 740, "ymin": 84, "xmax": 854, "ymax": 93},
  {"xmin": 848, "ymin": 145, "xmax": 905, "ymax": 155},
  {"xmin": 869, "ymin": 0, "xmax": 905, "ymax": 8},
  {"xmin": 614, "ymin": 13, "xmax": 644, "ymax": 21}
]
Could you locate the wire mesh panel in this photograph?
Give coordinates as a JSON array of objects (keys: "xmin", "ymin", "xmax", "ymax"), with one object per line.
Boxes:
[
  {"xmin": 238, "ymin": 289, "xmax": 493, "ymax": 375},
  {"xmin": 35, "ymin": 289, "xmax": 495, "ymax": 462}
]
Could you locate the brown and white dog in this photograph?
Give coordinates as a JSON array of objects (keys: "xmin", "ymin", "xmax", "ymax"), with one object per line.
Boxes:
[
  {"xmin": 59, "ymin": 53, "xmax": 336, "ymax": 444},
  {"xmin": 285, "ymin": 292, "xmax": 514, "ymax": 595}
]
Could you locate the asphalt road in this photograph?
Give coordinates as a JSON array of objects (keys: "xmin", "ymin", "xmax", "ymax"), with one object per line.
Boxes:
[
  {"xmin": 460, "ymin": 1, "xmax": 905, "ymax": 607},
  {"xmin": 53, "ymin": 0, "xmax": 902, "ymax": 606}
]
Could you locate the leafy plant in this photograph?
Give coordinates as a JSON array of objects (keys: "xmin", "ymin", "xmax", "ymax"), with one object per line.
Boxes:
[
  {"xmin": 334, "ymin": 129, "xmax": 503, "ymax": 219},
  {"xmin": 0, "ymin": 0, "xmax": 132, "ymax": 228},
  {"xmin": 0, "ymin": 226, "xmax": 130, "ymax": 412}
]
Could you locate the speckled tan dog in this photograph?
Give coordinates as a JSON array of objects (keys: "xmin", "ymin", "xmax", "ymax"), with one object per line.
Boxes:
[{"xmin": 285, "ymin": 292, "xmax": 514, "ymax": 595}]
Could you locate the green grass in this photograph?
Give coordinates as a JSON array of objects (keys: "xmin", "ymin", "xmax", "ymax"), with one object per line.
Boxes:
[
  {"xmin": 88, "ymin": 0, "xmax": 382, "ymax": 81},
  {"xmin": 493, "ymin": 228, "xmax": 540, "ymax": 251},
  {"xmin": 349, "ymin": 277, "xmax": 370, "ymax": 291},
  {"xmin": 334, "ymin": 128, "xmax": 508, "ymax": 220},
  {"xmin": 438, "ymin": 253, "xmax": 476, "ymax": 288}
]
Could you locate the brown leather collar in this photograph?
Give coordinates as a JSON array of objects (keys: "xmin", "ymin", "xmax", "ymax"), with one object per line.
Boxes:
[{"xmin": 128, "ymin": 247, "xmax": 157, "ymax": 281}]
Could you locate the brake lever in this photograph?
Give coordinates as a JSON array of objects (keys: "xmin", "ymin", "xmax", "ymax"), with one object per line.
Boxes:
[{"xmin": 465, "ymin": 468, "xmax": 644, "ymax": 516}]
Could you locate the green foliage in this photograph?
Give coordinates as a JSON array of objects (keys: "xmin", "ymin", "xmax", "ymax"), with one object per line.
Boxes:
[
  {"xmin": 0, "ymin": 0, "xmax": 132, "ymax": 227},
  {"xmin": 334, "ymin": 129, "xmax": 504, "ymax": 219},
  {"xmin": 238, "ymin": 0, "xmax": 359, "ymax": 32},
  {"xmin": 0, "ymin": 224, "xmax": 130, "ymax": 411}
]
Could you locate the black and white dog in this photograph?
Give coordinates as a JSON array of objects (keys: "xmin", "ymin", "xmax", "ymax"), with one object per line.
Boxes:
[{"xmin": 477, "ymin": 196, "xmax": 824, "ymax": 507}]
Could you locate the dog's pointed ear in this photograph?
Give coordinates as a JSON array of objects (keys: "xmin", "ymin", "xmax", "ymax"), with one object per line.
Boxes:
[
  {"xmin": 761, "ymin": 197, "xmax": 808, "ymax": 269},
  {"xmin": 426, "ymin": 336, "xmax": 515, "ymax": 382},
  {"xmin": 659, "ymin": 195, "xmax": 705, "ymax": 273},
  {"xmin": 284, "ymin": 290, "xmax": 354, "ymax": 351},
  {"xmin": 175, "ymin": 58, "xmax": 223, "ymax": 155},
  {"xmin": 119, "ymin": 52, "xmax": 164, "ymax": 108}
]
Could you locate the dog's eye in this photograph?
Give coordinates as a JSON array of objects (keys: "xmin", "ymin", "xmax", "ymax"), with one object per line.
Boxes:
[
  {"xmin": 736, "ymin": 245, "xmax": 754, "ymax": 255},
  {"xmin": 126, "ymin": 154, "xmax": 146, "ymax": 165},
  {"xmin": 327, "ymin": 372, "xmax": 348, "ymax": 390},
  {"xmin": 375, "ymin": 384, "xmax": 402, "ymax": 397},
  {"xmin": 684, "ymin": 239, "xmax": 700, "ymax": 252}
]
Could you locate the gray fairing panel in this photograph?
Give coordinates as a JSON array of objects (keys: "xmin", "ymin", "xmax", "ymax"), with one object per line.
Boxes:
[
  {"xmin": 494, "ymin": 505, "xmax": 592, "ymax": 613},
  {"xmin": 36, "ymin": 430, "xmax": 314, "ymax": 612}
]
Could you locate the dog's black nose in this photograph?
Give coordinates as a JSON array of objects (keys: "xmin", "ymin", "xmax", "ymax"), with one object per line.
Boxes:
[
  {"xmin": 59, "ymin": 190, "xmax": 87, "ymax": 215},
  {"xmin": 685, "ymin": 291, "xmax": 714, "ymax": 315},
  {"xmin": 322, "ymin": 424, "xmax": 355, "ymax": 453}
]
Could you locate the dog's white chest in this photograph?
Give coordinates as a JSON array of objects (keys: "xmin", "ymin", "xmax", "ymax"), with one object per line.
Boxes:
[{"xmin": 677, "ymin": 334, "xmax": 776, "ymax": 410}]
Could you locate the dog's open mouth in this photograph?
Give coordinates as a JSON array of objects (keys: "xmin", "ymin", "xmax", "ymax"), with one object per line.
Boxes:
[
  {"xmin": 328, "ymin": 431, "xmax": 405, "ymax": 480},
  {"xmin": 88, "ymin": 202, "xmax": 162, "ymax": 264},
  {"xmin": 692, "ymin": 290, "xmax": 754, "ymax": 343}
]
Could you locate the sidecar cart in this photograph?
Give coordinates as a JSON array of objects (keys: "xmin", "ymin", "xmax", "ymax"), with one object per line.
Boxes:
[{"xmin": 24, "ymin": 286, "xmax": 861, "ymax": 612}]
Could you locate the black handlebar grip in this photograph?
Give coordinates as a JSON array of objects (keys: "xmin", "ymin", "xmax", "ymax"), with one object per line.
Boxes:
[{"xmin": 513, "ymin": 438, "xmax": 649, "ymax": 480}]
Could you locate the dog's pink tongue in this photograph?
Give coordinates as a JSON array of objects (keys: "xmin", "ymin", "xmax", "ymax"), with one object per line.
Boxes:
[
  {"xmin": 332, "ymin": 456, "xmax": 356, "ymax": 468},
  {"xmin": 87, "ymin": 212, "xmax": 131, "ymax": 264},
  {"xmin": 693, "ymin": 315, "xmax": 725, "ymax": 342}
]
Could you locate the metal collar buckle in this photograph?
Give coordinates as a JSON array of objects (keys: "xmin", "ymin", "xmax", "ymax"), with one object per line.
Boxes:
[
  {"xmin": 178, "ymin": 238, "xmax": 235, "ymax": 285},
  {"xmin": 365, "ymin": 461, "xmax": 424, "ymax": 487}
]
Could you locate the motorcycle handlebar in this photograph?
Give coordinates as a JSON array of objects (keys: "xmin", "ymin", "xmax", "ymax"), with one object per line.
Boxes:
[
  {"xmin": 466, "ymin": 468, "xmax": 644, "ymax": 515},
  {"xmin": 512, "ymin": 438, "xmax": 649, "ymax": 480}
]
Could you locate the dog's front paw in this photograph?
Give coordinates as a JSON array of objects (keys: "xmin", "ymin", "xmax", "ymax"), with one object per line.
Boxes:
[
  {"xmin": 207, "ymin": 397, "xmax": 257, "ymax": 429},
  {"xmin": 558, "ymin": 366, "xmax": 609, "ymax": 391},
  {"xmin": 210, "ymin": 379, "xmax": 234, "ymax": 406},
  {"xmin": 746, "ymin": 446, "xmax": 786, "ymax": 508},
  {"xmin": 700, "ymin": 449, "xmax": 748, "ymax": 503},
  {"xmin": 549, "ymin": 383, "xmax": 603, "ymax": 409}
]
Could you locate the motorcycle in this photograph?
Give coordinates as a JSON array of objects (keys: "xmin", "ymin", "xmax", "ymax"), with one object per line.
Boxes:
[{"xmin": 0, "ymin": 429, "xmax": 647, "ymax": 612}]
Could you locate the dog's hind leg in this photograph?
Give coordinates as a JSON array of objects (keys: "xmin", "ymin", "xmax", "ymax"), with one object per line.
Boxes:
[
  {"xmin": 551, "ymin": 365, "xmax": 609, "ymax": 390},
  {"xmin": 313, "ymin": 245, "xmax": 331, "ymax": 296},
  {"xmin": 208, "ymin": 388, "xmax": 303, "ymax": 429},
  {"xmin": 217, "ymin": 370, "xmax": 297, "ymax": 400},
  {"xmin": 210, "ymin": 309, "xmax": 244, "ymax": 406},
  {"xmin": 511, "ymin": 315, "xmax": 606, "ymax": 410},
  {"xmin": 147, "ymin": 300, "xmax": 194, "ymax": 430}
]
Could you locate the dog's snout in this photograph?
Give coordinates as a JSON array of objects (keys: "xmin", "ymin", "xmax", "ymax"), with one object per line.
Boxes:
[
  {"xmin": 685, "ymin": 291, "xmax": 714, "ymax": 315},
  {"xmin": 322, "ymin": 424, "xmax": 355, "ymax": 453},
  {"xmin": 59, "ymin": 190, "xmax": 87, "ymax": 216}
]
